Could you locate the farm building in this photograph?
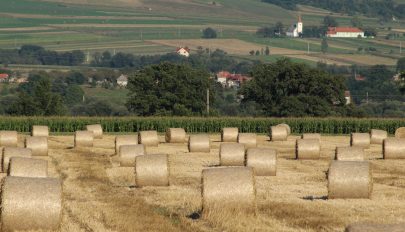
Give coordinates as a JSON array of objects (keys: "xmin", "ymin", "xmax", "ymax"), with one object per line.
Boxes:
[
  {"xmin": 117, "ymin": 74, "xmax": 128, "ymax": 87},
  {"xmin": 326, "ymin": 27, "xmax": 364, "ymax": 38},
  {"xmin": 176, "ymin": 47, "xmax": 190, "ymax": 57},
  {"xmin": 216, "ymin": 71, "xmax": 251, "ymax": 88},
  {"xmin": 286, "ymin": 16, "xmax": 303, "ymax": 38},
  {"xmin": 0, "ymin": 73, "xmax": 9, "ymax": 82}
]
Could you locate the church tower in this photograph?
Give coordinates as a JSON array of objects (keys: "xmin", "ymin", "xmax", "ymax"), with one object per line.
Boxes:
[{"xmin": 297, "ymin": 15, "xmax": 303, "ymax": 35}]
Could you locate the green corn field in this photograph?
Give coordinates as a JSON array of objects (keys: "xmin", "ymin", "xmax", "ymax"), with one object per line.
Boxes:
[{"xmin": 0, "ymin": 117, "xmax": 404, "ymax": 135}]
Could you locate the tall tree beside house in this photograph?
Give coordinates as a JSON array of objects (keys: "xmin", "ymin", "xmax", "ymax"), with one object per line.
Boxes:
[
  {"xmin": 351, "ymin": 16, "xmax": 363, "ymax": 28},
  {"xmin": 126, "ymin": 62, "xmax": 214, "ymax": 116},
  {"xmin": 323, "ymin": 16, "xmax": 338, "ymax": 28},
  {"xmin": 397, "ymin": 57, "xmax": 405, "ymax": 72},
  {"xmin": 202, "ymin": 27, "xmax": 217, "ymax": 39},
  {"xmin": 239, "ymin": 59, "xmax": 347, "ymax": 117},
  {"xmin": 321, "ymin": 38, "xmax": 329, "ymax": 53}
]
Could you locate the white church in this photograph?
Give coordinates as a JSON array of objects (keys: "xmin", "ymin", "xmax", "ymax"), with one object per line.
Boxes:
[{"xmin": 286, "ymin": 16, "xmax": 303, "ymax": 38}]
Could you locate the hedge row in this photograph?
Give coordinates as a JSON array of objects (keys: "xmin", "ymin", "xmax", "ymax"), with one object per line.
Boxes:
[{"xmin": 0, "ymin": 117, "xmax": 404, "ymax": 135}]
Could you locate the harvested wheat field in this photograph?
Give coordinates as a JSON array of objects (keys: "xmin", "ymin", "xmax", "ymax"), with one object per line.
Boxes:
[{"xmin": 7, "ymin": 133, "xmax": 405, "ymax": 231}]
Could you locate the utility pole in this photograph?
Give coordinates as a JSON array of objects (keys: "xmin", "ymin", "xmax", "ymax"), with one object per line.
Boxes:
[
  {"xmin": 206, "ymin": 89, "xmax": 210, "ymax": 114},
  {"xmin": 307, "ymin": 42, "xmax": 310, "ymax": 54},
  {"xmin": 400, "ymin": 41, "xmax": 402, "ymax": 54},
  {"xmin": 366, "ymin": 92, "xmax": 369, "ymax": 104},
  {"xmin": 86, "ymin": 51, "xmax": 90, "ymax": 63}
]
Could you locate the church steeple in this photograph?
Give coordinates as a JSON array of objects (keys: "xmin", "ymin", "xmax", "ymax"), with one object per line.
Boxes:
[{"xmin": 298, "ymin": 14, "xmax": 302, "ymax": 23}]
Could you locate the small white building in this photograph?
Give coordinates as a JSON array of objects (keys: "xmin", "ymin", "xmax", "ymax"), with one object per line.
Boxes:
[
  {"xmin": 286, "ymin": 16, "xmax": 303, "ymax": 38},
  {"xmin": 176, "ymin": 47, "xmax": 190, "ymax": 57},
  {"xmin": 326, "ymin": 27, "xmax": 364, "ymax": 38},
  {"xmin": 117, "ymin": 74, "xmax": 128, "ymax": 87}
]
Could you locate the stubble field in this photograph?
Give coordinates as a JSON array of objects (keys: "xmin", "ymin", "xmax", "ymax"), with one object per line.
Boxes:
[{"xmin": 10, "ymin": 133, "xmax": 405, "ymax": 231}]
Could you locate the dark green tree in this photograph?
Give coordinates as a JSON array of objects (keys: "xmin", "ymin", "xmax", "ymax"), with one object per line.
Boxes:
[
  {"xmin": 323, "ymin": 16, "xmax": 338, "ymax": 28},
  {"xmin": 202, "ymin": 27, "xmax": 217, "ymax": 39},
  {"xmin": 126, "ymin": 62, "xmax": 213, "ymax": 116},
  {"xmin": 397, "ymin": 57, "xmax": 405, "ymax": 72},
  {"xmin": 239, "ymin": 59, "xmax": 346, "ymax": 117},
  {"xmin": 321, "ymin": 38, "xmax": 329, "ymax": 53},
  {"xmin": 265, "ymin": 46, "xmax": 270, "ymax": 56}
]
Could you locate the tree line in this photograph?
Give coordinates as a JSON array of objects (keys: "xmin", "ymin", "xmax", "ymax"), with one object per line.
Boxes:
[{"xmin": 0, "ymin": 45, "xmax": 85, "ymax": 66}]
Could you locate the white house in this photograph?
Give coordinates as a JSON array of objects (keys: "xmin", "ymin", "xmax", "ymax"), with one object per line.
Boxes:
[
  {"xmin": 286, "ymin": 16, "xmax": 303, "ymax": 38},
  {"xmin": 117, "ymin": 74, "xmax": 128, "ymax": 87},
  {"xmin": 326, "ymin": 27, "xmax": 364, "ymax": 38},
  {"xmin": 176, "ymin": 47, "xmax": 190, "ymax": 57}
]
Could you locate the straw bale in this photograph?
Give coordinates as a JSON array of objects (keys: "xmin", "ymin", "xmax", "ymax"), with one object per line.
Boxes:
[
  {"xmin": 1, "ymin": 176, "xmax": 62, "ymax": 231},
  {"xmin": 0, "ymin": 131, "xmax": 18, "ymax": 147},
  {"xmin": 350, "ymin": 133, "xmax": 370, "ymax": 148},
  {"xmin": 119, "ymin": 144, "xmax": 145, "ymax": 167},
  {"xmin": 2, "ymin": 147, "xmax": 32, "ymax": 173},
  {"xmin": 221, "ymin": 127, "xmax": 239, "ymax": 142},
  {"xmin": 31, "ymin": 125, "xmax": 49, "ymax": 137},
  {"xmin": 165, "ymin": 128, "xmax": 186, "ymax": 143},
  {"xmin": 106, "ymin": 167, "xmax": 135, "ymax": 187},
  {"xmin": 328, "ymin": 161, "xmax": 372, "ymax": 199},
  {"xmin": 246, "ymin": 148, "xmax": 277, "ymax": 176},
  {"xmin": 25, "ymin": 136, "xmax": 48, "ymax": 156},
  {"xmin": 188, "ymin": 134, "xmax": 210, "ymax": 152},
  {"xmin": 202, "ymin": 167, "xmax": 256, "ymax": 214},
  {"xmin": 295, "ymin": 139, "xmax": 320, "ymax": 160},
  {"xmin": 345, "ymin": 223, "xmax": 405, "ymax": 232},
  {"xmin": 383, "ymin": 138, "xmax": 405, "ymax": 159},
  {"xmin": 219, "ymin": 143, "xmax": 245, "ymax": 166},
  {"xmin": 395, "ymin": 127, "xmax": 405, "ymax": 139},
  {"xmin": 269, "ymin": 126, "xmax": 288, "ymax": 141},
  {"xmin": 74, "ymin": 131, "xmax": 94, "ymax": 147},
  {"xmin": 138, "ymin": 130, "xmax": 159, "ymax": 147},
  {"xmin": 335, "ymin": 146, "xmax": 365, "ymax": 161},
  {"xmin": 277, "ymin": 123, "xmax": 291, "ymax": 135},
  {"xmin": 135, "ymin": 154, "xmax": 169, "ymax": 187},
  {"xmin": 115, "ymin": 135, "xmax": 138, "ymax": 154},
  {"xmin": 301, "ymin": 133, "xmax": 321, "ymax": 141},
  {"xmin": 370, "ymin": 129, "xmax": 387, "ymax": 144},
  {"xmin": 237, "ymin": 133, "xmax": 257, "ymax": 149},
  {"xmin": 86, "ymin": 124, "xmax": 103, "ymax": 139},
  {"xmin": 9, "ymin": 157, "xmax": 48, "ymax": 178}
]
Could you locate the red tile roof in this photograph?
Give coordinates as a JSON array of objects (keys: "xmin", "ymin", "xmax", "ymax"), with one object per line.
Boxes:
[
  {"xmin": 327, "ymin": 27, "xmax": 363, "ymax": 35},
  {"xmin": 176, "ymin": 47, "xmax": 190, "ymax": 52},
  {"xmin": 0, "ymin": 74, "xmax": 9, "ymax": 79}
]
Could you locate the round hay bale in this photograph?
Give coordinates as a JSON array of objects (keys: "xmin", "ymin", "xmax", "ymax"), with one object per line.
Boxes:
[
  {"xmin": 9, "ymin": 157, "xmax": 48, "ymax": 178},
  {"xmin": 345, "ymin": 223, "xmax": 405, "ymax": 232},
  {"xmin": 115, "ymin": 135, "xmax": 138, "ymax": 154},
  {"xmin": 165, "ymin": 128, "xmax": 186, "ymax": 143},
  {"xmin": 328, "ymin": 161, "xmax": 372, "ymax": 199},
  {"xmin": 301, "ymin": 133, "xmax": 321, "ymax": 141},
  {"xmin": 269, "ymin": 126, "xmax": 288, "ymax": 141},
  {"xmin": 86, "ymin": 124, "xmax": 103, "ymax": 139},
  {"xmin": 395, "ymin": 127, "xmax": 405, "ymax": 139},
  {"xmin": 221, "ymin": 127, "xmax": 239, "ymax": 142},
  {"xmin": 188, "ymin": 134, "xmax": 210, "ymax": 153},
  {"xmin": 135, "ymin": 154, "xmax": 169, "ymax": 187},
  {"xmin": 25, "ymin": 136, "xmax": 48, "ymax": 156},
  {"xmin": 31, "ymin": 125, "xmax": 49, "ymax": 137},
  {"xmin": 1, "ymin": 176, "xmax": 62, "ymax": 231},
  {"xmin": 350, "ymin": 133, "xmax": 370, "ymax": 148},
  {"xmin": 0, "ymin": 131, "xmax": 18, "ymax": 147},
  {"xmin": 74, "ymin": 131, "xmax": 94, "ymax": 147},
  {"xmin": 219, "ymin": 143, "xmax": 245, "ymax": 166},
  {"xmin": 277, "ymin": 123, "xmax": 291, "ymax": 135},
  {"xmin": 202, "ymin": 167, "xmax": 256, "ymax": 214},
  {"xmin": 138, "ymin": 130, "xmax": 159, "ymax": 147},
  {"xmin": 335, "ymin": 146, "xmax": 365, "ymax": 161},
  {"xmin": 295, "ymin": 139, "xmax": 320, "ymax": 160},
  {"xmin": 237, "ymin": 133, "xmax": 257, "ymax": 149},
  {"xmin": 246, "ymin": 148, "xmax": 277, "ymax": 176},
  {"xmin": 383, "ymin": 138, "xmax": 405, "ymax": 159},
  {"xmin": 2, "ymin": 147, "xmax": 32, "ymax": 173},
  {"xmin": 119, "ymin": 144, "xmax": 145, "ymax": 167},
  {"xmin": 370, "ymin": 129, "xmax": 388, "ymax": 144}
]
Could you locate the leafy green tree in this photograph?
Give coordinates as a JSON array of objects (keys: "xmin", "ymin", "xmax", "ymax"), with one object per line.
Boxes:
[
  {"xmin": 351, "ymin": 16, "xmax": 363, "ymax": 28},
  {"xmin": 63, "ymin": 85, "xmax": 84, "ymax": 106},
  {"xmin": 265, "ymin": 46, "xmax": 270, "ymax": 55},
  {"xmin": 126, "ymin": 62, "xmax": 213, "ymax": 116},
  {"xmin": 397, "ymin": 57, "xmax": 405, "ymax": 72},
  {"xmin": 323, "ymin": 16, "xmax": 339, "ymax": 27},
  {"xmin": 321, "ymin": 38, "xmax": 329, "ymax": 53},
  {"xmin": 239, "ymin": 59, "xmax": 346, "ymax": 117},
  {"xmin": 202, "ymin": 27, "xmax": 217, "ymax": 39}
]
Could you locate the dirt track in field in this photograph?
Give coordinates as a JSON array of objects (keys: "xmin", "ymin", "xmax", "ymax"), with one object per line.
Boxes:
[{"xmin": 10, "ymin": 133, "xmax": 403, "ymax": 231}]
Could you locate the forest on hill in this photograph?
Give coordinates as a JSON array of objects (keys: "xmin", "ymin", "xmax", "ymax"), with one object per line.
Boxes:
[{"xmin": 262, "ymin": 0, "xmax": 405, "ymax": 19}]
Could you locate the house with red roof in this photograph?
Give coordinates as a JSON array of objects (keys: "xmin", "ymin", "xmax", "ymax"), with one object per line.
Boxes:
[
  {"xmin": 0, "ymin": 73, "xmax": 9, "ymax": 83},
  {"xmin": 216, "ymin": 71, "xmax": 251, "ymax": 88},
  {"xmin": 326, "ymin": 27, "xmax": 364, "ymax": 38},
  {"xmin": 176, "ymin": 47, "xmax": 190, "ymax": 57}
]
